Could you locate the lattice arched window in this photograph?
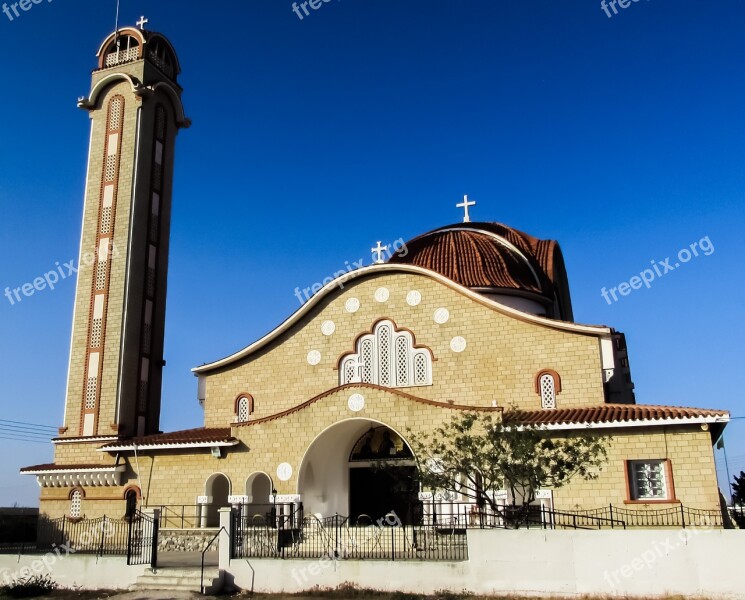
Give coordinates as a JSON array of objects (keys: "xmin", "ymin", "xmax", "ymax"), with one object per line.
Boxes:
[
  {"xmin": 535, "ymin": 370, "xmax": 561, "ymax": 409},
  {"xmin": 235, "ymin": 395, "xmax": 254, "ymax": 423},
  {"xmin": 340, "ymin": 320, "xmax": 432, "ymax": 388},
  {"xmin": 70, "ymin": 490, "xmax": 82, "ymax": 519}
]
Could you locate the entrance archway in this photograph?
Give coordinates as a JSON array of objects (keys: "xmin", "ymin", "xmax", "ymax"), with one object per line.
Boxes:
[
  {"xmin": 205, "ymin": 473, "xmax": 230, "ymax": 527},
  {"xmin": 244, "ymin": 472, "xmax": 273, "ymax": 523},
  {"xmin": 298, "ymin": 419, "xmax": 420, "ymax": 524}
]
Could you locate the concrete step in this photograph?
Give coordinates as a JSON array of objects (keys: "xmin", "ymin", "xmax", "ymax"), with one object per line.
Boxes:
[{"xmin": 131, "ymin": 567, "xmax": 223, "ymax": 594}]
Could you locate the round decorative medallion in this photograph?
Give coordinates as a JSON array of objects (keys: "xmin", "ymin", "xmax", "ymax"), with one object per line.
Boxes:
[
  {"xmin": 348, "ymin": 393, "xmax": 365, "ymax": 412},
  {"xmin": 321, "ymin": 321, "xmax": 336, "ymax": 336},
  {"xmin": 374, "ymin": 287, "xmax": 390, "ymax": 303},
  {"xmin": 406, "ymin": 291, "xmax": 422, "ymax": 306},
  {"xmin": 345, "ymin": 298, "xmax": 361, "ymax": 313},
  {"xmin": 450, "ymin": 336, "xmax": 467, "ymax": 353},
  {"xmin": 434, "ymin": 308, "xmax": 450, "ymax": 324},
  {"xmin": 307, "ymin": 350, "xmax": 322, "ymax": 366},
  {"xmin": 277, "ymin": 463, "xmax": 293, "ymax": 482}
]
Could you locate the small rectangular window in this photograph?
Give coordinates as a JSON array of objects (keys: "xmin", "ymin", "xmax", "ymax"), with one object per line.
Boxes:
[{"xmin": 628, "ymin": 460, "xmax": 670, "ymax": 501}]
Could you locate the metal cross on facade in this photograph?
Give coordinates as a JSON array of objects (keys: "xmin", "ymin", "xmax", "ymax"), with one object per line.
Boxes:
[
  {"xmin": 136, "ymin": 16, "xmax": 149, "ymax": 30},
  {"xmin": 456, "ymin": 195, "xmax": 476, "ymax": 223},
  {"xmin": 371, "ymin": 241, "xmax": 389, "ymax": 264}
]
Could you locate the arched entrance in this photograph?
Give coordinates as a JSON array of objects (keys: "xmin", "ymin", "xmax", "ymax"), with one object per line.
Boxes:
[
  {"xmin": 298, "ymin": 419, "xmax": 420, "ymax": 524},
  {"xmin": 244, "ymin": 472, "xmax": 273, "ymax": 523},
  {"xmin": 205, "ymin": 473, "xmax": 230, "ymax": 527}
]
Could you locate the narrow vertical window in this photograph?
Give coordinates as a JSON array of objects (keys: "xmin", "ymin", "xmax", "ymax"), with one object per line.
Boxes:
[
  {"xmin": 535, "ymin": 370, "xmax": 561, "ymax": 409},
  {"xmin": 237, "ymin": 397, "xmax": 250, "ymax": 423},
  {"xmin": 125, "ymin": 489, "xmax": 138, "ymax": 518},
  {"xmin": 540, "ymin": 374, "xmax": 556, "ymax": 409},
  {"xmin": 70, "ymin": 490, "xmax": 82, "ymax": 519}
]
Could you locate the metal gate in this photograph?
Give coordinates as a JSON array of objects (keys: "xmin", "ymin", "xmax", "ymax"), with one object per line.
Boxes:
[{"xmin": 126, "ymin": 510, "xmax": 158, "ymax": 567}]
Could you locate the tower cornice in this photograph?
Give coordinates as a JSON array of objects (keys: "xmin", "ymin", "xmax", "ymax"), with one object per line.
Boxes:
[{"xmin": 78, "ymin": 74, "xmax": 190, "ymax": 129}]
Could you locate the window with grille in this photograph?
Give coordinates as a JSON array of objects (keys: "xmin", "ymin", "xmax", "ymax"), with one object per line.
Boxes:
[
  {"xmin": 539, "ymin": 374, "xmax": 556, "ymax": 409},
  {"xmin": 628, "ymin": 460, "xmax": 670, "ymax": 501},
  {"xmin": 85, "ymin": 377, "xmax": 97, "ymax": 409},
  {"xmin": 340, "ymin": 320, "xmax": 432, "ymax": 388},
  {"xmin": 237, "ymin": 397, "xmax": 251, "ymax": 423},
  {"xmin": 70, "ymin": 490, "xmax": 82, "ymax": 518},
  {"xmin": 535, "ymin": 370, "xmax": 560, "ymax": 409}
]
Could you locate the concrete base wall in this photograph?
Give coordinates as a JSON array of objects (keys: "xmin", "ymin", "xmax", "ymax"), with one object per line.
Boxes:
[
  {"xmin": 226, "ymin": 529, "xmax": 745, "ymax": 599},
  {"xmin": 0, "ymin": 554, "xmax": 147, "ymax": 590},
  {"xmin": 1, "ymin": 529, "xmax": 742, "ymax": 597}
]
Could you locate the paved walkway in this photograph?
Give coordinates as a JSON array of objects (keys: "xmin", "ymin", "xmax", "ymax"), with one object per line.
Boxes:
[{"xmin": 156, "ymin": 550, "xmax": 218, "ymax": 568}]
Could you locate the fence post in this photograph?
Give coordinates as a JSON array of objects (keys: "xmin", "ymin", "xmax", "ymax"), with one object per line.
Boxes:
[
  {"xmin": 609, "ymin": 504, "xmax": 614, "ymax": 529},
  {"xmin": 391, "ymin": 523, "xmax": 395, "ymax": 562},
  {"xmin": 680, "ymin": 504, "xmax": 686, "ymax": 529},
  {"xmin": 150, "ymin": 510, "xmax": 160, "ymax": 569},
  {"xmin": 98, "ymin": 516, "xmax": 107, "ymax": 556},
  {"xmin": 126, "ymin": 513, "xmax": 133, "ymax": 565}
]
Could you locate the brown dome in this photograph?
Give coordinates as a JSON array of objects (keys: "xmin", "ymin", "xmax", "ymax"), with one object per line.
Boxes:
[{"xmin": 388, "ymin": 222, "xmax": 573, "ymax": 320}]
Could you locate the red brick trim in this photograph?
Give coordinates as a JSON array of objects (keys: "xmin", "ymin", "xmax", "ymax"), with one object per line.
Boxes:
[
  {"xmin": 122, "ymin": 485, "xmax": 142, "ymax": 500},
  {"xmin": 79, "ymin": 94, "xmax": 125, "ymax": 437},
  {"xmin": 534, "ymin": 369, "xmax": 562, "ymax": 394},
  {"xmin": 68, "ymin": 486, "xmax": 86, "ymax": 500},
  {"xmin": 234, "ymin": 393, "xmax": 255, "ymax": 415},
  {"xmin": 233, "ymin": 383, "xmax": 501, "ymax": 428}
]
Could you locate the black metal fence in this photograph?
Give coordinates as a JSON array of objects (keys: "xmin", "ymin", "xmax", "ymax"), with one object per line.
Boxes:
[
  {"xmin": 154, "ymin": 502, "xmax": 298, "ymax": 529},
  {"xmin": 416, "ymin": 500, "xmax": 734, "ymax": 530},
  {"xmin": 729, "ymin": 505, "xmax": 745, "ymax": 528},
  {"xmin": 126, "ymin": 510, "xmax": 158, "ymax": 567},
  {"xmin": 573, "ymin": 504, "xmax": 724, "ymax": 528},
  {"xmin": 231, "ymin": 512, "xmax": 468, "ymax": 561},
  {"xmin": 0, "ymin": 515, "xmax": 130, "ymax": 555}
]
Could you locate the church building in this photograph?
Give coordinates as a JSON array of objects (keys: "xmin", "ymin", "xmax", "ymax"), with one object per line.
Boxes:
[{"xmin": 22, "ymin": 25, "xmax": 729, "ymax": 527}]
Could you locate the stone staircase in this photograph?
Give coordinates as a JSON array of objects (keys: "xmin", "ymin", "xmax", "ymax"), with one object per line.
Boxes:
[{"xmin": 131, "ymin": 567, "xmax": 223, "ymax": 594}]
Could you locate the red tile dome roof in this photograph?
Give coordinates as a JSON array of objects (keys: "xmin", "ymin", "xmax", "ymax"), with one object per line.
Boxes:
[{"xmin": 388, "ymin": 222, "xmax": 573, "ymax": 320}]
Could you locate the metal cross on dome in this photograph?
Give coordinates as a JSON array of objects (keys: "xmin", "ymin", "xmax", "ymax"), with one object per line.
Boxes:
[
  {"xmin": 136, "ymin": 16, "xmax": 149, "ymax": 30},
  {"xmin": 371, "ymin": 241, "xmax": 389, "ymax": 264},
  {"xmin": 456, "ymin": 194, "xmax": 476, "ymax": 223}
]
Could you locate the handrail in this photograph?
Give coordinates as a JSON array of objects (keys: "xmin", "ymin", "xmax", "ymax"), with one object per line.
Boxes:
[{"xmin": 200, "ymin": 526, "xmax": 225, "ymax": 595}]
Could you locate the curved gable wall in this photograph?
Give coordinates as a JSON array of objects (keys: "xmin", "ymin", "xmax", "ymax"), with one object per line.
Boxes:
[{"xmin": 201, "ymin": 271, "xmax": 607, "ymax": 427}]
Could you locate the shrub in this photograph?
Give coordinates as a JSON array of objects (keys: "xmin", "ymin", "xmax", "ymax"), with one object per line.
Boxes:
[{"xmin": 0, "ymin": 574, "xmax": 57, "ymax": 598}]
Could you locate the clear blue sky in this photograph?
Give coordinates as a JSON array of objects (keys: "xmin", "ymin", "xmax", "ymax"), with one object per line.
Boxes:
[{"xmin": 0, "ymin": 0, "xmax": 743, "ymax": 507}]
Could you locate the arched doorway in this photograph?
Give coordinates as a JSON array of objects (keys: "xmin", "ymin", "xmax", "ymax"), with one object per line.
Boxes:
[
  {"xmin": 244, "ymin": 472, "xmax": 273, "ymax": 523},
  {"xmin": 205, "ymin": 473, "xmax": 230, "ymax": 527},
  {"xmin": 298, "ymin": 419, "xmax": 420, "ymax": 524}
]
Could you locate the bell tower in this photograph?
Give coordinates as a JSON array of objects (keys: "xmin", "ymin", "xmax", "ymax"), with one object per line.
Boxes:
[{"xmin": 60, "ymin": 22, "xmax": 189, "ymax": 440}]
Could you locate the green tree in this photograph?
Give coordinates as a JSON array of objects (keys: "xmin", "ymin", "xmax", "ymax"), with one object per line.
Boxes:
[
  {"xmin": 407, "ymin": 410, "xmax": 609, "ymax": 527},
  {"xmin": 732, "ymin": 471, "xmax": 745, "ymax": 506}
]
